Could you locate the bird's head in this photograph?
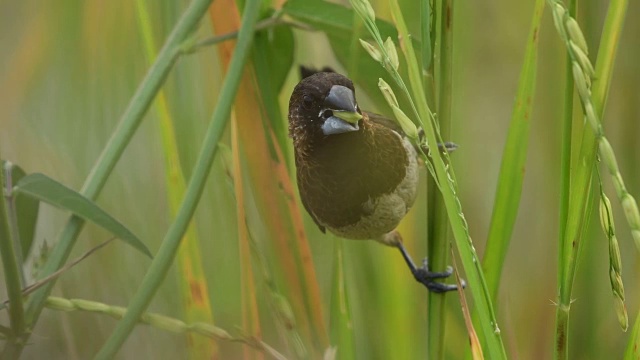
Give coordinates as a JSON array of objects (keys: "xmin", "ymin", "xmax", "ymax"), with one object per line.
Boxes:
[{"xmin": 288, "ymin": 72, "xmax": 363, "ymax": 153}]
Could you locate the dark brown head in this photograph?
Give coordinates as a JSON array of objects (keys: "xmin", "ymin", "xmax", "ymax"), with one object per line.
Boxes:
[{"xmin": 288, "ymin": 72, "xmax": 363, "ymax": 155}]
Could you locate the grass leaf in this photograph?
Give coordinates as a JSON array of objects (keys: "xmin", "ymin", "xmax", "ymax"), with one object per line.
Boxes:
[
  {"xmin": 14, "ymin": 173, "xmax": 151, "ymax": 258},
  {"xmin": 482, "ymin": 0, "xmax": 545, "ymax": 303}
]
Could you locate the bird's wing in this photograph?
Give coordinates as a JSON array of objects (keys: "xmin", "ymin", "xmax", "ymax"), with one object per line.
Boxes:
[
  {"xmin": 364, "ymin": 111, "xmax": 405, "ymax": 135},
  {"xmin": 301, "ymin": 197, "xmax": 327, "ymax": 234},
  {"xmin": 295, "ymin": 157, "xmax": 327, "ymax": 234}
]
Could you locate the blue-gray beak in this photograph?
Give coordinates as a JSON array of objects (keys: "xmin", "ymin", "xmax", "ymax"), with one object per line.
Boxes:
[{"xmin": 321, "ymin": 85, "xmax": 363, "ymax": 136}]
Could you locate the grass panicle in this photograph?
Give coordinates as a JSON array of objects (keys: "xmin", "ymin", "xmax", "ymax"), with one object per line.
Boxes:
[
  {"xmin": 547, "ymin": 1, "xmax": 638, "ymax": 248},
  {"xmin": 44, "ymin": 297, "xmax": 286, "ymax": 360},
  {"xmin": 598, "ymin": 187, "xmax": 628, "ymax": 331},
  {"xmin": 548, "ymin": 0, "xmax": 630, "ymax": 358}
]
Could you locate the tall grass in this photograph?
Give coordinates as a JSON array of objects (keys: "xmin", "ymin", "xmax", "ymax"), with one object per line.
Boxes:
[{"xmin": 0, "ymin": 0, "xmax": 638, "ymax": 359}]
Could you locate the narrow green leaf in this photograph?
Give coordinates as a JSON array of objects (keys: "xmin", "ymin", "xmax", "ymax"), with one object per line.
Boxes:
[
  {"xmin": 13, "ymin": 173, "xmax": 151, "ymax": 258},
  {"xmin": 482, "ymin": 0, "xmax": 545, "ymax": 303},
  {"xmin": 283, "ymin": 0, "xmax": 397, "ymax": 39},
  {"xmin": 265, "ymin": 23, "xmax": 294, "ymax": 95},
  {"xmin": 252, "ymin": 24, "xmax": 294, "ymax": 162},
  {"xmin": 420, "ymin": 0, "xmax": 432, "ymax": 73}
]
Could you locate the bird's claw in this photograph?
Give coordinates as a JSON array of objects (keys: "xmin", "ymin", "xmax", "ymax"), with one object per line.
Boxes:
[
  {"xmin": 412, "ymin": 258, "xmax": 465, "ymax": 293},
  {"xmin": 393, "ymin": 236, "xmax": 466, "ymax": 293}
]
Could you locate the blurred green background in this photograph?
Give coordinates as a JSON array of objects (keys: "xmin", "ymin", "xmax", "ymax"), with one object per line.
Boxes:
[{"xmin": 0, "ymin": 0, "xmax": 639, "ymax": 359}]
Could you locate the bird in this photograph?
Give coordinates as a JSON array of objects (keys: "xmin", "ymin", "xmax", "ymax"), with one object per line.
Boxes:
[{"xmin": 288, "ymin": 69, "xmax": 460, "ymax": 292}]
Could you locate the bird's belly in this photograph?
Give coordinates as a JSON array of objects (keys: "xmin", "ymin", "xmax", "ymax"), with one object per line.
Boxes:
[
  {"xmin": 326, "ymin": 191, "xmax": 411, "ymax": 240},
  {"xmin": 322, "ymin": 137, "xmax": 419, "ymax": 240}
]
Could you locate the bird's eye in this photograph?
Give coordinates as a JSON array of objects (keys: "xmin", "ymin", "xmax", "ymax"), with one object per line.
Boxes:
[
  {"xmin": 322, "ymin": 110, "xmax": 333, "ymax": 119},
  {"xmin": 302, "ymin": 95, "xmax": 313, "ymax": 109}
]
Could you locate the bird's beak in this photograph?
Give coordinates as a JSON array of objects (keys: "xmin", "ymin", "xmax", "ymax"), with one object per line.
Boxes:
[{"xmin": 321, "ymin": 85, "xmax": 363, "ymax": 136}]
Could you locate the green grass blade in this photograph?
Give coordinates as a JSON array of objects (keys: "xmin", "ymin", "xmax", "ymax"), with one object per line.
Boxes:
[
  {"xmin": 14, "ymin": 173, "xmax": 151, "ymax": 257},
  {"xmin": 252, "ymin": 24, "xmax": 294, "ymax": 166},
  {"xmin": 420, "ymin": 0, "xmax": 433, "ymax": 75},
  {"xmin": 15, "ymin": 2, "xmax": 216, "ymax": 357},
  {"xmin": 93, "ymin": 0, "xmax": 262, "ymax": 357},
  {"xmin": 482, "ymin": 0, "xmax": 545, "ymax": 303},
  {"xmin": 557, "ymin": 0, "xmax": 577, "ymax": 291},
  {"xmin": 133, "ymin": 1, "xmax": 217, "ymax": 358}
]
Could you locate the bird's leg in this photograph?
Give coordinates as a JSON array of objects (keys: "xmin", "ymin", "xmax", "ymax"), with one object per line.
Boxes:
[{"xmin": 378, "ymin": 231, "xmax": 463, "ymax": 293}]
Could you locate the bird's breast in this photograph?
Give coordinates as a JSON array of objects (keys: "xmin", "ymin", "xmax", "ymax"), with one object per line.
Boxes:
[{"xmin": 297, "ymin": 124, "xmax": 419, "ymax": 239}]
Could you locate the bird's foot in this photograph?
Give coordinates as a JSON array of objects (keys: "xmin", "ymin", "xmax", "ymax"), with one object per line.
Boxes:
[
  {"xmin": 417, "ymin": 128, "xmax": 458, "ymax": 154},
  {"xmin": 390, "ymin": 232, "xmax": 464, "ymax": 293},
  {"xmin": 411, "ymin": 258, "xmax": 465, "ymax": 293}
]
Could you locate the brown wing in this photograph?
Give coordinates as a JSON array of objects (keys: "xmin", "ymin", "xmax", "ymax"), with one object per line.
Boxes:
[
  {"xmin": 366, "ymin": 111, "xmax": 459, "ymax": 154},
  {"xmin": 364, "ymin": 111, "xmax": 406, "ymax": 135},
  {"xmin": 295, "ymin": 155, "xmax": 327, "ymax": 234}
]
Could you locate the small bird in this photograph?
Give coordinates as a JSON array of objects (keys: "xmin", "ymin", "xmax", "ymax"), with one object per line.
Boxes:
[{"xmin": 288, "ymin": 70, "xmax": 459, "ymax": 292}]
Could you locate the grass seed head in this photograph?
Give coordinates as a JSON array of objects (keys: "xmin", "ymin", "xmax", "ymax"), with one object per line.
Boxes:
[
  {"xmin": 609, "ymin": 235, "xmax": 622, "ymax": 274},
  {"xmin": 599, "ymin": 194, "xmax": 614, "ymax": 234},
  {"xmin": 359, "ymin": 39, "xmax": 382, "ymax": 63},
  {"xmin": 569, "ymin": 41, "xmax": 595, "ymax": 78},
  {"xmin": 378, "ymin": 78, "xmax": 399, "ymax": 107},
  {"xmin": 613, "ymin": 295, "xmax": 628, "ymax": 331},
  {"xmin": 572, "ymin": 62, "xmax": 591, "ymax": 101},
  {"xmin": 610, "ymin": 269, "xmax": 625, "ymax": 300},
  {"xmin": 391, "ymin": 105, "xmax": 419, "ymax": 140},
  {"xmin": 384, "ymin": 37, "xmax": 399, "ymax": 70},
  {"xmin": 552, "ymin": 4, "xmax": 567, "ymax": 39},
  {"xmin": 599, "ymin": 138, "xmax": 620, "ymax": 175},
  {"xmin": 622, "ymin": 195, "xmax": 640, "ymax": 229},
  {"xmin": 564, "ymin": 17, "xmax": 589, "ymax": 55},
  {"xmin": 632, "ymin": 230, "xmax": 640, "ymax": 250}
]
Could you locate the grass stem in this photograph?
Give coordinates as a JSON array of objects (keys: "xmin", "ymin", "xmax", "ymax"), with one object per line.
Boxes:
[{"xmin": 0, "ymin": 160, "xmax": 26, "ymax": 351}]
